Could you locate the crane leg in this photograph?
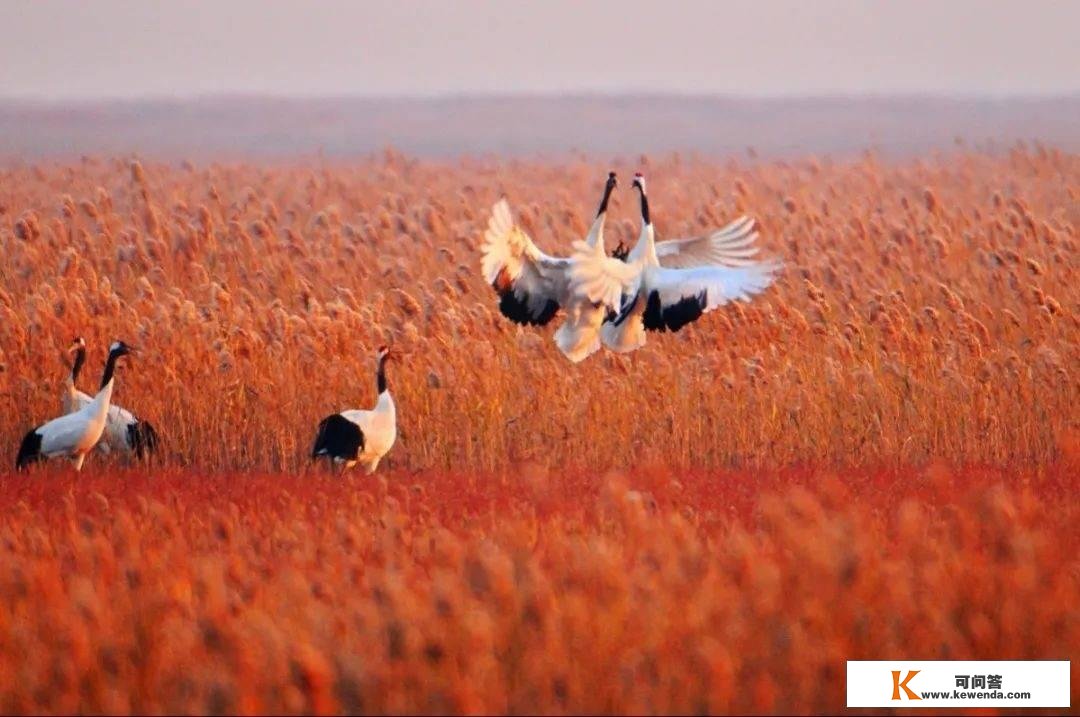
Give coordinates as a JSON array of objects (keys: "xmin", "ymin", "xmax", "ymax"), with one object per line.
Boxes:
[{"xmin": 72, "ymin": 453, "xmax": 86, "ymax": 471}]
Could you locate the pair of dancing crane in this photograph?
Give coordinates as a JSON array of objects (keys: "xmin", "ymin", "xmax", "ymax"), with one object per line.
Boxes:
[{"xmin": 15, "ymin": 172, "xmax": 778, "ymax": 474}]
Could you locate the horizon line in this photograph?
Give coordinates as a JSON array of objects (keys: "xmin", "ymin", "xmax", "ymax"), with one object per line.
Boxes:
[{"xmin": 2, "ymin": 90, "xmax": 1079, "ymax": 106}]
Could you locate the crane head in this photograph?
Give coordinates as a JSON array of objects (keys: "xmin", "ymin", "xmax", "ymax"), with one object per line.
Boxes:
[{"xmin": 109, "ymin": 340, "xmax": 135, "ymax": 358}]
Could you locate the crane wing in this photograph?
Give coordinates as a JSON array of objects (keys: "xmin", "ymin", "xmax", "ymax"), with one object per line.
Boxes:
[
  {"xmin": 636, "ymin": 261, "xmax": 781, "ymax": 332},
  {"xmin": 655, "ymin": 215, "xmax": 763, "ymax": 269},
  {"xmin": 37, "ymin": 413, "xmax": 92, "ymax": 456},
  {"xmin": 481, "ymin": 199, "xmax": 568, "ymax": 326},
  {"xmin": 107, "ymin": 403, "xmax": 138, "ymax": 424},
  {"xmin": 566, "ymin": 238, "xmax": 640, "ymax": 312}
]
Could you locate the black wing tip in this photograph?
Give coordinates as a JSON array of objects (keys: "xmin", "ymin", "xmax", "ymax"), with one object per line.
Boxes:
[
  {"xmin": 643, "ymin": 289, "xmax": 707, "ymax": 332},
  {"xmin": 311, "ymin": 414, "xmax": 365, "ymax": 462}
]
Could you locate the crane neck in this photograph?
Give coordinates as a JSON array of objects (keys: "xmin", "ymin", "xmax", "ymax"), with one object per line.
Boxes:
[
  {"xmin": 586, "ymin": 176, "xmax": 617, "ymax": 248},
  {"xmin": 636, "ymin": 184, "xmax": 651, "ymax": 226},
  {"xmin": 628, "ymin": 184, "xmax": 658, "ymax": 265},
  {"xmin": 88, "ymin": 374, "xmax": 115, "ymax": 421},
  {"xmin": 99, "ymin": 350, "xmax": 122, "ymax": 391},
  {"xmin": 71, "ymin": 347, "xmax": 86, "ymax": 385},
  {"xmin": 596, "ymin": 176, "xmax": 616, "ymax": 218},
  {"xmin": 376, "ymin": 355, "xmax": 389, "ymax": 395}
]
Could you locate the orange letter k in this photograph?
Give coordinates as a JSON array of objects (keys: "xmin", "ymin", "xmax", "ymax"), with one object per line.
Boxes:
[{"xmin": 891, "ymin": 670, "xmax": 922, "ymax": 700}]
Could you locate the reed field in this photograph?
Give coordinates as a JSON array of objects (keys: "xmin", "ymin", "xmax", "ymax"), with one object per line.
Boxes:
[{"xmin": 0, "ymin": 148, "xmax": 1076, "ymax": 713}]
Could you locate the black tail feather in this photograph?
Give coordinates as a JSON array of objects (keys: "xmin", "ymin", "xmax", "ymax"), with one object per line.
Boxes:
[
  {"xmin": 312, "ymin": 414, "xmax": 364, "ymax": 462},
  {"xmin": 127, "ymin": 420, "xmax": 160, "ymax": 459},
  {"xmin": 15, "ymin": 429, "xmax": 43, "ymax": 470},
  {"xmin": 496, "ymin": 288, "xmax": 559, "ymax": 327}
]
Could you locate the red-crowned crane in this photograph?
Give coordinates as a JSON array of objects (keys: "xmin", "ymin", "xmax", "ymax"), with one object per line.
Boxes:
[
  {"xmin": 480, "ymin": 172, "xmax": 631, "ymax": 362},
  {"xmin": 592, "ymin": 173, "xmax": 781, "ymax": 353},
  {"xmin": 311, "ymin": 345, "xmax": 398, "ymax": 474}
]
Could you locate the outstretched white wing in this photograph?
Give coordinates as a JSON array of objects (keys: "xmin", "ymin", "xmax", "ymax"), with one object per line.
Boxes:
[
  {"xmin": 603, "ymin": 258, "xmax": 781, "ymax": 352},
  {"xmin": 640, "ymin": 261, "xmax": 781, "ymax": 331},
  {"xmin": 655, "ymin": 215, "xmax": 763, "ymax": 269},
  {"xmin": 480, "ymin": 199, "xmax": 569, "ymax": 326}
]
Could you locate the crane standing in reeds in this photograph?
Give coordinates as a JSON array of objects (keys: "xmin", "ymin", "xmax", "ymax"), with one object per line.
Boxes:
[
  {"xmin": 311, "ymin": 345, "xmax": 399, "ymax": 474},
  {"xmin": 16, "ymin": 341, "xmax": 135, "ymax": 471}
]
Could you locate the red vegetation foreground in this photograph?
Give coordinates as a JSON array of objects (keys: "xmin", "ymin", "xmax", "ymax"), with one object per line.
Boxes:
[{"xmin": 0, "ymin": 464, "xmax": 1075, "ymax": 714}]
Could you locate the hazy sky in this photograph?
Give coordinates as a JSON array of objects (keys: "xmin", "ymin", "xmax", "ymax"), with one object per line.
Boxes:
[{"xmin": 2, "ymin": 0, "xmax": 1078, "ymax": 99}]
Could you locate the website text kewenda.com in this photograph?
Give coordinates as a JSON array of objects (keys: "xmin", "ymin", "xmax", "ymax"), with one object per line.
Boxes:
[{"xmin": 921, "ymin": 690, "xmax": 1032, "ymax": 700}]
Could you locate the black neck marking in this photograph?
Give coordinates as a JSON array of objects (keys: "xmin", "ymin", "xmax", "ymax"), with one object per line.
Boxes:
[
  {"xmin": 636, "ymin": 183, "xmax": 651, "ymax": 226},
  {"xmin": 596, "ymin": 173, "xmax": 617, "ymax": 217},
  {"xmin": 71, "ymin": 347, "xmax": 86, "ymax": 384},
  {"xmin": 377, "ymin": 355, "xmax": 388, "ymax": 394},
  {"xmin": 100, "ymin": 350, "xmax": 122, "ymax": 391}
]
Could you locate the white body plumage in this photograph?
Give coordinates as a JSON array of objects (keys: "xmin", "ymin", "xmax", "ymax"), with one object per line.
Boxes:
[
  {"xmin": 32, "ymin": 388, "xmax": 114, "ymax": 470},
  {"xmin": 64, "ymin": 392, "xmax": 153, "ymax": 456}
]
